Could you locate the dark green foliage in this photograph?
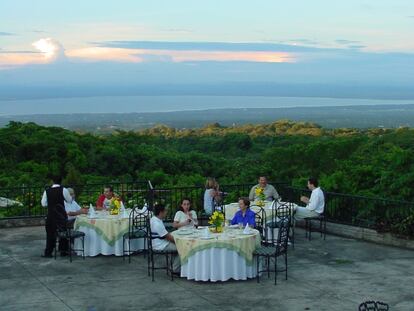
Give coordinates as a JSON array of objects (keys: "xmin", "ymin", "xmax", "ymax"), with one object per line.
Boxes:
[{"xmin": 0, "ymin": 121, "xmax": 413, "ymax": 204}]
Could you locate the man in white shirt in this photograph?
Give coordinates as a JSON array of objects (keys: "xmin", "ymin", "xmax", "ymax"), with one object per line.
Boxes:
[
  {"xmin": 150, "ymin": 204, "xmax": 180, "ymax": 273},
  {"xmin": 295, "ymin": 178, "xmax": 325, "ymax": 219},
  {"xmin": 64, "ymin": 188, "xmax": 88, "ymax": 224}
]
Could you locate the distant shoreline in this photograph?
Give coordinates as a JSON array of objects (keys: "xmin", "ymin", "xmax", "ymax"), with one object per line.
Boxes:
[
  {"xmin": 1, "ymin": 95, "xmax": 413, "ymax": 116},
  {"xmin": 1, "ymin": 102, "xmax": 414, "ymax": 130}
]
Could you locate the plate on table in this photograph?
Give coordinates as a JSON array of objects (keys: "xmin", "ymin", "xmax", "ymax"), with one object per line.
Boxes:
[
  {"xmin": 241, "ymin": 231, "xmax": 254, "ymax": 235},
  {"xmin": 199, "ymin": 236, "xmax": 215, "ymax": 240},
  {"xmin": 227, "ymin": 224, "xmax": 239, "ymax": 229},
  {"xmin": 176, "ymin": 230, "xmax": 193, "ymax": 235}
]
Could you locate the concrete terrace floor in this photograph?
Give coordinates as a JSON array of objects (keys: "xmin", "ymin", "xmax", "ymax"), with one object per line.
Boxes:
[{"xmin": 0, "ymin": 226, "xmax": 413, "ymax": 311}]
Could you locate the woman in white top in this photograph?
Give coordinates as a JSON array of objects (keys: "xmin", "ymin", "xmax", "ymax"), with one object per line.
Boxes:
[{"xmin": 173, "ymin": 198, "xmax": 198, "ymax": 229}]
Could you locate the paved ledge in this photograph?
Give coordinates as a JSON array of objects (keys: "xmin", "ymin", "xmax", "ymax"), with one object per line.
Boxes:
[
  {"xmin": 1, "ymin": 226, "xmax": 414, "ymax": 311},
  {"xmin": 324, "ymin": 222, "xmax": 414, "ymax": 250}
]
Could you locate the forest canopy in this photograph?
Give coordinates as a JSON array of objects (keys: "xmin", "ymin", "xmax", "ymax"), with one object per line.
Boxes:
[{"xmin": 0, "ymin": 121, "xmax": 413, "ymax": 202}]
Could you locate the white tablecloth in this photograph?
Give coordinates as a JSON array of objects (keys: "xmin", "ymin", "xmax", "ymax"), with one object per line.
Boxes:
[
  {"xmin": 173, "ymin": 228, "xmax": 261, "ymax": 282},
  {"xmin": 180, "ymin": 248, "xmax": 257, "ymax": 282},
  {"xmin": 74, "ymin": 226, "xmax": 145, "ymax": 256},
  {"xmin": 74, "ymin": 211, "xmax": 145, "ymax": 256}
]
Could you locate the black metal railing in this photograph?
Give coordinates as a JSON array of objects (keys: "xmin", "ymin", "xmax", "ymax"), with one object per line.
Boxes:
[
  {"xmin": 149, "ymin": 182, "xmax": 290, "ymax": 220},
  {"xmin": 1, "ymin": 181, "xmax": 413, "ymax": 236},
  {"xmin": 283, "ymin": 186, "xmax": 414, "ymax": 234},
  {"xmin": 0, "ymin": 181, "xmax": 150, "ymax": 219}
]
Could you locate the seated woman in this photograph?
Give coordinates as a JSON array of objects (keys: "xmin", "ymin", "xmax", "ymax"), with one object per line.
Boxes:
[
  {"xmin": 173, "ymin": 198, "xmax": 198, "ymax": 229},
  {"xmin": 231, "ymin": 197, "xmax": 256, "ymax": 227}
]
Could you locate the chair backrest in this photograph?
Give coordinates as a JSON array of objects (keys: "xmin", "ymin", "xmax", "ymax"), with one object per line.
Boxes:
[
  {"xmin": 358, "ymin": 301, "xmax": 389, "ymax": 311},
  {"xmin": 250, "ymin": 205, "xmax": 265, "ymax": 239},
  {"xmin": 266, "ymin": 201, "xmax": 293, "ymax": 245},
  {"xmin": 129, "ymin": 207, "xmax": 149, "ymax": 238},
  {"xmin": 276, "ymin": 217, "xmax": 290, "ymax": 255}
]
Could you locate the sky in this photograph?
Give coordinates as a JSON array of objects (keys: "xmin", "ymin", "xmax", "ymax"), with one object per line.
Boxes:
[{"xmin": 0, "ymin": 0, "xmax": 414, "ymax": 107}]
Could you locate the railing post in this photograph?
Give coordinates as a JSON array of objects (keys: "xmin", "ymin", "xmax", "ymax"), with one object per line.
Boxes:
[{"xmin": 147, "ymin": 180, "xmax": 154, "ymax": 212}]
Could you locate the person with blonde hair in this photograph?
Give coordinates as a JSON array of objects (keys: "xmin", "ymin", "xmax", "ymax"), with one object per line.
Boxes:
[{"xmin": 203, "ymin": 177, "xmax": 220, "ymax": 215}]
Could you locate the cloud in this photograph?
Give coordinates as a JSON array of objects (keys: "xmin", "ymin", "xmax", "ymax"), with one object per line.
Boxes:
[
  {"xmin": 335, "ymin": 39, "xmax": 361, "ymax": 45},
  {"xmin": 67, "ymin": 46, "xmax": 293, "ymax": 63},
  {"xmin": 0, "ymin": 38, "xmax": 65, "ymax": 69},
  {"xmin": 92, "ymin": 40, "xmax": 328, "ymax": 52},
  {"xmin": 32, "ymin": 30, "xmax": 48, "ymax": 34},
  {"xmin": 0, "ymin": 31, "xmax": 16, "ymax": 36},
  {"xmin": 0, "ymin": 50, "xmax": 40, "ymax": 54},
  {"xmin": 348, "ymin": 45, "xmax": 366, "ymax": 50},
  {"xmin": 32, "ymin": 38, "xmax": 66, "ymax": 61},
  {"xmin": 66, "ymin": 47, "xmax": 142, "ymax": 63},
  {"xmin": 285, "ymin": 39, "xmax": 321, "ymax": 46}
]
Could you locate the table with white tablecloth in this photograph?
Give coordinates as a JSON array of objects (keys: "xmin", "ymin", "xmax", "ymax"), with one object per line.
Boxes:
[
  {"xmin": 172, "ymin": 228, "xmax": 261, "ymax": 282},
  {"xmin": 74, "ymin": 210, "xmax": 144, "ymax": 256}
]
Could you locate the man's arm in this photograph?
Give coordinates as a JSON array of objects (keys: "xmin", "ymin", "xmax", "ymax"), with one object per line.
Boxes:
[
  {"xmin": 96, "ymin": 195, "xmax": 105, "ymax": 209},
  {"xmin": 248, "ymin": 186, "xmax": 255, "ymax": 201},
  {"xmin": 306, "ymin": 193, "xmax": 319, "ymax": 211},
  {"xmin": 164, "ymin": 232, "xmax": 175, "ymax": 243},
  {"xmin": 41, "ymin": 191, "xmax": 47, "ymax": 207},
  {"xmin": 63, "ymin": 188, "xmax": 72, "ymax": 203},
  {"xmin": 272, "ymin": 186, "xmax": 280, "ymax": 200}
]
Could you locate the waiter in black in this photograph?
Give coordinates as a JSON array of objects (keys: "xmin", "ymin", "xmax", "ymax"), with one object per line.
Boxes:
[{"xmin": 41, "ymin": 176, "xmax": 72, "ymax": 257}]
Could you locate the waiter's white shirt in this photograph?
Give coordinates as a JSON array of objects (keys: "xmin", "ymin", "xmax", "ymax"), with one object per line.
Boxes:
[{"xmin": 41, "ymin": 184, "xmax": 72, "ymax": 207}]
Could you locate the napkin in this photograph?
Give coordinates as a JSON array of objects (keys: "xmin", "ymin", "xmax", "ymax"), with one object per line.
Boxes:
[
  {"xmin": 243, "ymin": 223, "xmax": 251, "ymax": 234},
  {"xmin": 140, "ymin": 203, "xmax": 148, "ymax": 213},
  {"xmin": 203, "ymin": 227, "xmax": 210, "ymax": 238},
  {"xmin": 88, "ymin": 204, "xmax": 96, "ymax": 218}
]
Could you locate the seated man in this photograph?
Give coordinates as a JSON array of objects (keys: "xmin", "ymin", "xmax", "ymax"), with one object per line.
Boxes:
[
  {"xmin": 231, "ymin": 197, "xmax": 256, "ymax": 227},
  {"xmin": 295, "ymin": 177, "xmax": 325, "ymax": 219},
  {"xmin": 64, "ymin": 188, "xmax": 88, "ymax": 227},
  {"xmin": 96, "ymin": 185, "xmax": 120, "ymax": 210},
  {"xmin": 249, "ymin": 176, "xmax": 280, "ymax": 202},
  {"xmin": 150, "ymin": 204, "xmax": 180, "ymax": 273}
]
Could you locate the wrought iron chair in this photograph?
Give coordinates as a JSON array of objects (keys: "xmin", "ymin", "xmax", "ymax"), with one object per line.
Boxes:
[
  {"xmin": 250, "ymin": 205, "xmax": 265, "ymax": 241},
  {"xmin": 267, "ymin": 201, "xmax": 295, "ymax": 248},
  {"xmin": 304, "ymin": 190, "xmax": 327, "ymax": 241},
  {"xmin": 146, "ymin": 217, "xmax": 178, "ymax": 282},
  {"xmin": 304, "ymin": 212, "xmax": 326, "ymax": 240},
  {"xmin": 123, "ymin": 207, "xmax": 148, "ymax": 263},
  {"xmin": 253, "ymin": 215, "xmax": 290, "ymax": 285},
  {"xmin": 54, "ymin": 204, "xmax": 85, "ymax": 262},
  {"xmin": 358, "ymin": 301, "xmax": 389, "ymax": 311}
]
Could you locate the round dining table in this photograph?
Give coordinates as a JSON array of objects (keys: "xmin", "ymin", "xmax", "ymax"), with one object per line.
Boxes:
[
  {"xmin": 74, "ymin": 210, "xmax": 144, "ymax": 256},
  {"xmin": 172, "ymin": 227, "xmax": 261, "ymax": 282}
]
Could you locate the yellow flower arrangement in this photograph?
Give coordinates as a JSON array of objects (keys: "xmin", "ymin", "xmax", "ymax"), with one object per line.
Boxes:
[
  {"xmin": 208, "ymin": 211, "xmax": 225, "ymax": 233},
  {"xmin": 109, "ymin": 197, "xmax": 122, "ymax": 215},
  {"xmin": 255, "ymin": 187, "xmax": 266, "ymax": 207}
]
